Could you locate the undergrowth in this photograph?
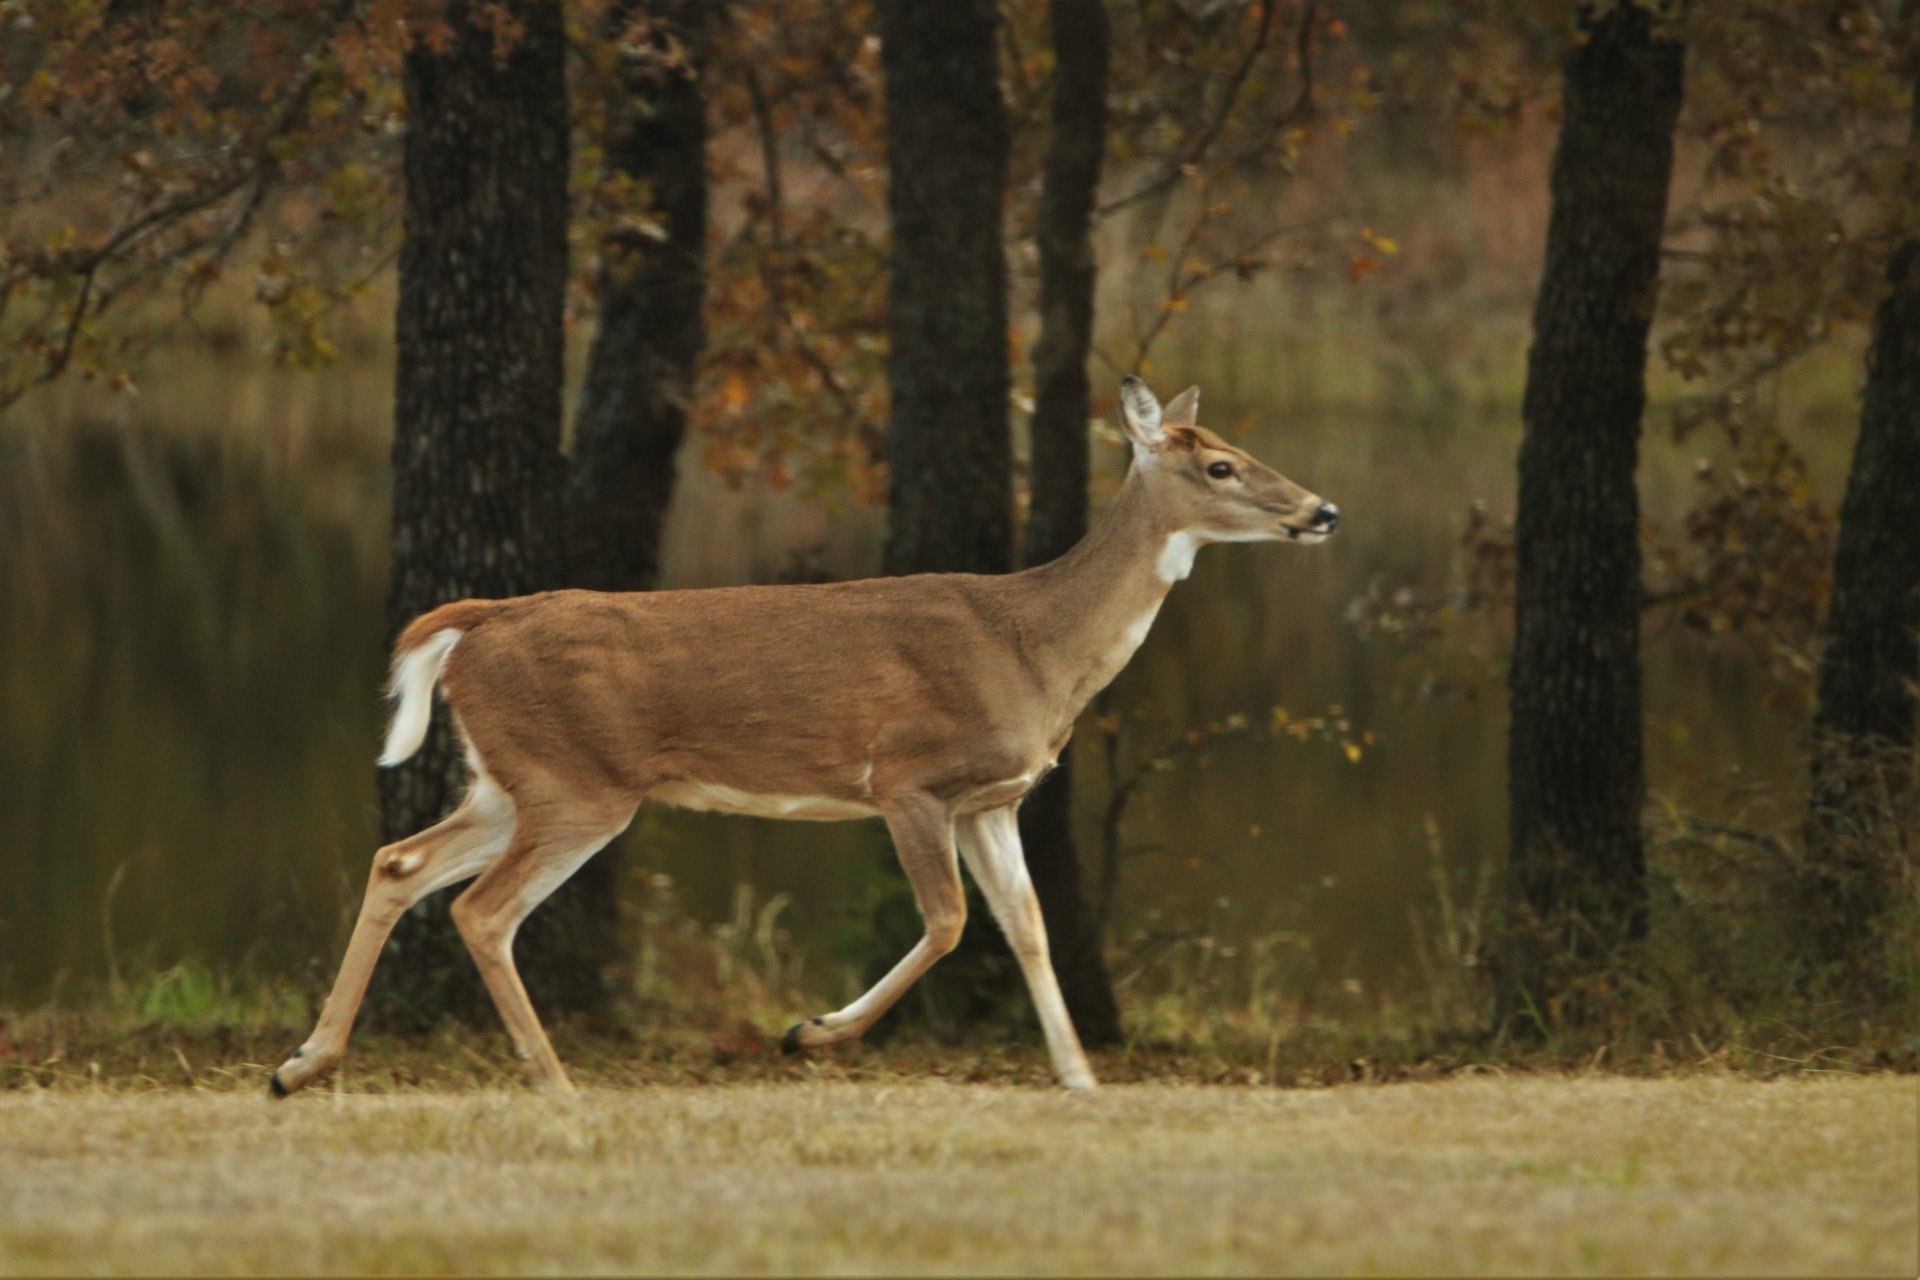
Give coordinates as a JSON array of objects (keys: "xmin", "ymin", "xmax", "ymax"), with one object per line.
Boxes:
[{"xmin": 4, "ymin": 827, "xmax": 1913, "ymax": 1096}]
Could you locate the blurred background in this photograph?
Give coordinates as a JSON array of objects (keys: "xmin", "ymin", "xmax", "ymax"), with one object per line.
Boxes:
[{"xmin": 0, "ymin": 1, "xmax": 1894, "ymax": 1035}]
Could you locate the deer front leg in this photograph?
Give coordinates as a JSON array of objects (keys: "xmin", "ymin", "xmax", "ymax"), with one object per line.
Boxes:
[
  {"xmin": 954, "ymin": 805, "xmax": 1098, "ymax": 1090},
  {"xmin": 782, "ymin": 793, "xmax": 964, "ymax": 1053}
]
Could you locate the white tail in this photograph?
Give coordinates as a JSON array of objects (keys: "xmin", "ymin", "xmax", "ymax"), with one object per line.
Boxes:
[
  {"xmin": 271, "ymin": 378, "xmax": 1340, "ymax": 1100},
  {"xmin": 378, "ymin": 628, "xmax": 462, "ymax": 767}
]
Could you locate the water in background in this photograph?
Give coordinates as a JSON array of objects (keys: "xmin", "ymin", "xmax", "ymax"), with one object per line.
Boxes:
[{"xmin": 0, "ymin": 292, "xmax": 1838, "ymax": 1012}]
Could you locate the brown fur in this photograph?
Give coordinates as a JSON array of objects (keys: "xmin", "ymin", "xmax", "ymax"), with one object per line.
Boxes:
[
  {"xmin": 269, "ymin": 380, "xmax": 1333, "ymax": 1097},
  {"xmin": 395, "ymin": 598, "xmax": 500, "ymax": 654}
]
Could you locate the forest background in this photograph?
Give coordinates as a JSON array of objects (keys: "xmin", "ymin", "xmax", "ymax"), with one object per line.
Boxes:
[{"xmin": 1, "ymin": 0, "xmax": 1914, "ymax": 1079}]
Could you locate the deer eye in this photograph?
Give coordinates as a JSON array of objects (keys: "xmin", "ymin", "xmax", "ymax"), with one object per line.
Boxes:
[{"xmin": 1206, "ymin": 460, "xmax": 1235, "ymax": 480}]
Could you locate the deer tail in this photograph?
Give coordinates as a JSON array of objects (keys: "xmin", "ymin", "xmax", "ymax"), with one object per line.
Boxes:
[{"xmin": 378, "ymin": 600, "xmax": 498, "ymax": 767}]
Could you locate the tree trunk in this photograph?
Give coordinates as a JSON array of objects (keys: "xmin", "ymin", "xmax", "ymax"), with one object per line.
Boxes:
[
  {"xmin": 871, "ymin": 0, "xmax": 1020, "ymax": 1032},
  {"xmin": 373, "ymin": 0, "xmax": 611, "ymax": 1029},
  {"xmin": 1498, "ymin": 2, "xmax": 1684, "ymax": 1031},
  {"xmin": 1017, "ymin": 0, "xmax": 1122, "ymax": 1049},
  {"xmin": 544, "ymin": 1, "xmax": 709, "ymax": 1030},
  {"xmin": 568, "ymin": 0, "xmax": 709, "ymax": 594},
  {"xmin": 1800, "ymin": 63, "xmax": 1920, "ymax": 981},
  {"xmin": 878, "ymin": 0, "xmax": 1013, "ymax": 577}
]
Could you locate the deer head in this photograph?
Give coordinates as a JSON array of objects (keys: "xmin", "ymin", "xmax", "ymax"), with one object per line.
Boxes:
[{"xmin": 1118, "ymin": 376, "xmax": 1339, "ymax": 565}]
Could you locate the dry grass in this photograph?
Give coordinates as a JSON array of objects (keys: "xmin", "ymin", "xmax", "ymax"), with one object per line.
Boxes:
[{"xmin": 0, "ymin": 1074, "xmax": 1910, "ymax": 1276}]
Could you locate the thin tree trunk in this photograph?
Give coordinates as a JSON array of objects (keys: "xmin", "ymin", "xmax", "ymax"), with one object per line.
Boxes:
[
  {"xmin": 1801, "ymin": 55, "xmax": 1920, "ymax": 981},
  {"xmin": 569, "ymin": 0, "xmax": 709, "ymax": 594},
  {"xmin": 1498, "ymin": 2, "xmax": 1684, "ymax": 1031},
  {"xmin": 878, "ymin": 0, "xmax": 1013, "ymax": 577},
  {"xmin": 545, "ymin": 1, "xmax": 710, "ymax": 1026},
  {"xmin": 373, "ymin": 0, "xmax": 608, "ymax": 1028},
  {"xmin": 1018, "ymin": 0, "xmax": 1122, "ymax": 1048}
]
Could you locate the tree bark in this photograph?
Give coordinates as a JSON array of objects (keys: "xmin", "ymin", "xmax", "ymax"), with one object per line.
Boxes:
[
  {"xmin": 1800, "ymin": 60, "xmax": 1920, "ymax": 981},
  {"xmin": 1017, "ymin": 0, "xmax": 1122, "ymax": 1048},
  {"xmin": 541, "ymin": 0, "xmax": 709, "ymax": 1030},
  {"xmin": 878, "ymin": 0, "xmax": 1013, "ymax": 577},
  {"xmin": 373, "ymin": 0, "xmax": 611, "ymax": 1028},
  {"xmin": 568, "ymin": 0, "xmax": 709, "ymax": 595},
  {"xmin": 871, "ymin": 0, "xmax": 1021, "ymax": 1032},
  {"xmin": 1498, "ymin": 2, "xmax": 1684, "ymax": 1030}
]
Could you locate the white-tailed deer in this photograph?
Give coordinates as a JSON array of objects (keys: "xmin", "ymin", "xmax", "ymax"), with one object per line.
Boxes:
[{"xmin": 270, "ymin": 377, "xmax": 1337, "ymax": 1096}]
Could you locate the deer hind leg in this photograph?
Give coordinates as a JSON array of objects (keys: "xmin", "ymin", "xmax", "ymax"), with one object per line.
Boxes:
[
  {"xmin": 954, "ymin": 806, "xmax": 1097, "ymax": 1090},
  {"xmin": 270, "ymin": 775, "xmax": 517, "ymax": 1098},
  {"xmin": 784, "ymin": 793, "xmax": 964, "ymax": 1052},
  {"xmin": 447, "ymin": 796, "xmax": 637, "ymax": 1091}
]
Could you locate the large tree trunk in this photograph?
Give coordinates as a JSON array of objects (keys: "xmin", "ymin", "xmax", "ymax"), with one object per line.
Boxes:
[
  {"xmin": 373, "ymin": 0, "xmax": 611, "ymax": 1028},
  {"xmin": 878, "ymin": 0, "xmax": 1013, "ymax": 578},
  {"xmin": 1017, "ymin": 0, "xmax": 1122, "ymax": 1049},
  {"xmin": 568, "ymin": 0, "xmax": 709, "ymax": 594},
  {"xmin": 872, "ymin": 0, "xmax": 1020, "ymax": 1031},
  {"xmin": 1800, "ymin": 63, "xmax": 1920, "ymax": 982},
  {"xmin": 1498, "ymin": 2, "xmax": 1684, "ymax": 1031}
]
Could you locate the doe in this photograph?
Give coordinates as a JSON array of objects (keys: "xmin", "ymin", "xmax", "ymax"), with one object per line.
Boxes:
[{"xmin": 270, "ymin": 377, "xmax": 1338, "ymax": 1096}]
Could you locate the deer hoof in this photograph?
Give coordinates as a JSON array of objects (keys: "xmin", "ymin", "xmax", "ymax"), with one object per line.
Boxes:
[{"xmin": 780, "ymin": 1017, "xmax": 824, "ymax": 1056}]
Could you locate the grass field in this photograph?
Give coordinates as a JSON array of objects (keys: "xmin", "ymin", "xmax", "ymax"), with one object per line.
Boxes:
[{"xmin": 0, "ymin": 1073, "xmax": 1911, "ymax": 1276}]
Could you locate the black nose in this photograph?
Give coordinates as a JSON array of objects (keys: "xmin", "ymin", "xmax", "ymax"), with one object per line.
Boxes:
[{"xmin": 1313, "ymin": 502, "xmax": 1340, "ymax": 530}]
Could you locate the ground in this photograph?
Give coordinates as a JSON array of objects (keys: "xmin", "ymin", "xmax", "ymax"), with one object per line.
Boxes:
[{"xmin": 0, "ymin": 1073, "xmax": 1911, "ymax": 1275}]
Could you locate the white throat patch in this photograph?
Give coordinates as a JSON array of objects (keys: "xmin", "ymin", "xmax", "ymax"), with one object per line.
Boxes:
[{"xmin": 1157, "ymin": 530, "xmax": 1201, "ymax": 583}]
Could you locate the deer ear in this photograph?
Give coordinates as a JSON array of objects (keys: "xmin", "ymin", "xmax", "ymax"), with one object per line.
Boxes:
[
  {"xmin": 1161, "ymin": 386, "xmax": 1200, "ymax": 430},
  {"xmin": 1118, "ymin": 376, "xmax": 1166, "ymax": 451}
]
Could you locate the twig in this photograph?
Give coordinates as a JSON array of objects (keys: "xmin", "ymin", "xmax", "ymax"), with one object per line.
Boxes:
[
  {"xmin": 2, "ymin": 0, "xmax": 361, "ymax": 412},
  {"xmin": 999, "ymin": 1, "xmax": 1042, "ymax": 129},
  {"xmin": 746, "ymin": 65, "xmax": 786, "ymax": 249},
  {"xmin": 744, "ymin": 63, "xmax": 883, "ymax": 456},
  {"xmin": 1648, "ymin": 812, "xmax": 1790, "ymax": 857},
  {"xmin": 15, "ymin": 167, "xmax": 252, "ymax": 404},
  {"xmin": 1117, "ymin": 215, "xmax": 1292, "ymax": 373},
  {"xmin": 1097, "ymin": 0, "xmax": 1302, "ymax": 218}
]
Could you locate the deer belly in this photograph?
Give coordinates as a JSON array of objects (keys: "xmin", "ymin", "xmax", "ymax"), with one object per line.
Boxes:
[{"xmin": 649, "ymin": 780, "xmax": 880, "ymax": 822}]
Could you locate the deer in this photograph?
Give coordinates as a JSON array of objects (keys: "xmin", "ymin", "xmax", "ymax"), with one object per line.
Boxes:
[{"xmin": 268, "ymin": 376, "xmax": 1338, "ymax": 1097}]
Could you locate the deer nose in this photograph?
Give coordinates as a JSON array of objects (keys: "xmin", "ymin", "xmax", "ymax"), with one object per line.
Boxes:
[{"xmin": 1312, "ymin": 502, "xmax": 1340, "ymax": 531}]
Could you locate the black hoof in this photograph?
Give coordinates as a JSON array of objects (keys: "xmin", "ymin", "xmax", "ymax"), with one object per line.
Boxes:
[
  {"xmin": 268, "ymin": 1073, "xmax": 289, "ymax": 1100},
  {"xmin": 780, "ymin": 1017, "xmax": 824, "ymax": 1056}
]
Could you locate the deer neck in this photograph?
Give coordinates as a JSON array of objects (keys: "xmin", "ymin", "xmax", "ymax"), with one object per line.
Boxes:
[{"xmin": 1015, "ymin": 465, "xmax": 1194, "ymax": 718}]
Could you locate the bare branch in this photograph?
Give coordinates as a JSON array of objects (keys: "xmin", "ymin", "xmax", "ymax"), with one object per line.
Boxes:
[
  {"xmin": 1115, "ymin": 200, "xmax": 1293, "ymax": 373},
  {"xmin": 1097, "ymin": 0, "xmax": 1302, "ymax": 218},
  {"xmin": 744, "ymin": 63, "xmax": 884, "ymax": 458},
  {"xmin": 998, "ymin": 0, "xmax": 1042, "ymax": 128},
  {"xmin": 38, "ymin": 257, "xmax": 103, "ymax": 399},
  {"xmin": 1, "ymin": 0, "xmax": 361, "ymax": 413}
]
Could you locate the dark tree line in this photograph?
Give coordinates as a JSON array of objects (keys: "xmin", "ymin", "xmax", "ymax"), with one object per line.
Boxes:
[
  {"xmin": 377, "ymin": 0, "xmax": 711, "ymax": 1023},
  {"xmin": 865, "ymin": 0, "xmax": 1122, "ymax": 1045},
  {"xmin": 371, "ymin": 0, "xmax": 1915, "ymax": 1042},
  {"xmin": 869, "ymin": 0, "xmax": 1118, "ymax": 1046},
  {"xmin": 376, "ymin": 0, "xmax": 1125, "ymax": 1043},
  {"xmin": 1505, "ymin": 1, "xmax": 1918, "ymax": 1026}
]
